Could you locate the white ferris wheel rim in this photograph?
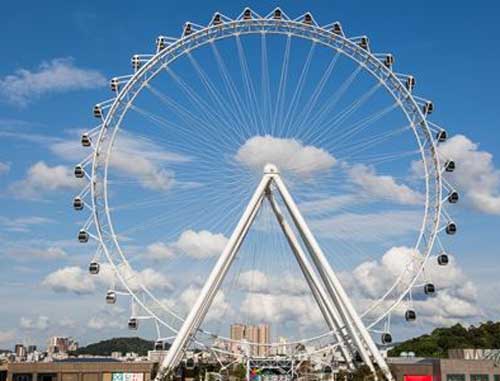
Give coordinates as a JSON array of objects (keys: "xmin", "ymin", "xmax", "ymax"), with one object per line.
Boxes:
[{"xmin": 86, "ymin": 11, "xmax": 444, "ymax": 350}]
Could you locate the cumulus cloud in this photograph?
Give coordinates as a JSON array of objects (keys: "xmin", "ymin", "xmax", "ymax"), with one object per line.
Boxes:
[
  {"xmin": 50, "ymin": 132, "xmax": 190, "ymax": 192},
  {"xmin": 0, "ymin": 161, "xmax": 10, "ymax": 174},
  {"xmin": 174, "ymin": 230, "xmax": 228, "ymax": 259},
  {"xmin": 0, "ymin": 58, "xmax": 106, "ymax": 106},
  {"xmin": 348, "ymin": 164, "xmax": 424, "ymax": 205},
  {"xmin": 343, "ymin": 246, "xmax": 481, "ymax": 326},
  {"xmin": 20, "ymin": 315, "xmax": 49, "ymax": 330},
  {"xmin": 236, "ymin": 135, "xmax": 336, "ymax": 176},
  {"xmin": 438, "ymin": 135, "xmax": 500, "ymax": 215},
  {"xmin": 9, "ymin": 161, "xmax": 83, "ymax": 199},
  {"xmin": 238, "ymin": 270, "xmax": 309, "ymax": 296},
  {"xmin": 240, "ymin": 292, "xmax": 323, "ymax": 326},
  {"xmin": 0, "ymin": 216, "xmax": 53, "ymax": 233},
  {"xmin": 145, "ymin": 242, "xmax": 175, "ymax": 259},
  {"xmin": 42, "ymin": 264, "xmax": 172, "ymax": 295},
  {"xmin": 42, "ymin": 266, "xmax": 96, "ymax": 294},
  {"xmin": 311, "ymin": 210, "xmax": 421, "ymax": 242},
  {"xmin": 7, "ymin": 246, "xmax": 67, "ymax": 261}
]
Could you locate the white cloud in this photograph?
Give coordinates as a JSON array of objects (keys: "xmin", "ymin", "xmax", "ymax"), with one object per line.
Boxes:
[
  {"xmin": 20, "ymin": 315, "xmax": 49, "ymax": 330},
  {"xmin": 438, "ymin": 135, "xmax": 500, "ymax": 214},
  {"xmin": 240, "ymin": 292, "xmax": 323, "ymax": 326},
  {"xmin": 311, "ymin": 210, "xmax": 421, "ymax": 242},
  {"xmin": 42, "ymin": 266, "xmax": 96, "ymax": 295},
  {"xmin": 0, "ymin": 161, "xmax": 10, "ymax": 174},
  {"xmin": 0, "ymin": 58, "xmax": 106, "ymax": 106},
  {"xmin": 238, "ymin": 270, "xmax": 309, "ymax": 296},
  {"xmin": 145, "ymin": 242, "xmax": 175, "ymax": 259},
  {"xmin": 174, "ymin": 230, "xmax": 228, "ymax": 259},
  {"xmin": 7, "ymin": 246, "xmax": 67, "ymax": 261},
  {"xmin": 236, "ymin": 135, "xmax": 336, "ymax": 176},
  {"xmin": 50, "ymin": 132, "xmax": 190, "ymax": 192},
  {"xmin": 348, "ymin": 164, "xmax": 424, "ymax": 205},
  {"xmin": 42, "ymin": 264, "xmax": 172, "ymax": 295},
  {"xmin": 343, "ymin": 246, "xmax": 481, "ymax": 326},
  {"xmin": 9, "ymin": 161, "xmax": 83, "ymax": 199},
  {"xmin": 0, "ymin": 330, "xmax": 16, "ymax": 344},
  {"xmin": 179, "ymin": 287, "xmax": 231, "ymax": 321},
  {"xmin": 0, "ymin": 216, "xmax": 53, "ymax": 232}
]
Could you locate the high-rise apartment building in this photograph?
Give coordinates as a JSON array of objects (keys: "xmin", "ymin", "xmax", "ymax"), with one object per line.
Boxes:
[{"xmin": 229, "ymin": 323, "xmax": 270, "ymax": 356}]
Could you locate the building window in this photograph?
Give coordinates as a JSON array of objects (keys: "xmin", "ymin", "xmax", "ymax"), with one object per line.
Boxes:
[
  {"xmin": 471, "ymin": 375, "xmax": 489, "ymax": 381},
  {"xmin": 447, "ymin": 375, "xmax": 465, "ymax": 381}
]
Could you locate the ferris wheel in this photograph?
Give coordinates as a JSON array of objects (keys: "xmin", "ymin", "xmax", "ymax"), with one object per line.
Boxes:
[{"xmin": 73, "ymin": 8, "xmax": 458, "ymax": 380}]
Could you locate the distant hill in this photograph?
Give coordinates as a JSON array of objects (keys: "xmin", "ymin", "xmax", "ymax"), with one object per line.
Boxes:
[
  {"xmin": 74, "ymin": 337, "xmax": 166, "ymax": 356},
  {"xmin": 389, "ymin": 321, "xmax": 500, "ymax": 358}
]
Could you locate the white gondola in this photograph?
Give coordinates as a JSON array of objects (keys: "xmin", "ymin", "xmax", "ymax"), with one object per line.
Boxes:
[
  {"xmin": 183, "ymin": 23, "xmax": 193, "ymax": 36},
  {"xmin": 437, "ymin": 253, "xmax": 449, "ymax": 266},
  {"xmin": 81, "ymin": 133, "xmax": 91, "ymax": 147},
  {"xmin": 424, "ymin": 283, "xmax": 435, "ymax": 295},
  {"xmin": 88, "ymin": 261, "xmax": 100, "ymax": 274},
  {"xmin": 243, "ymin": 8, "xmax": 252, "ymax": 20},
  {"xmin": 74, "ymin": 165, "xmax": 85, "ymax": 178},
  {"xmin": 106, "ymin": 290, "xmax": 117, "ymax": 304},
  {"xmin": 154, "ymin": 340, "xmax": 165, "ymax": 351},
  {"xmin": 212, "ymin": 14, "xmax": 222, "ymax": 26},
  {"xmin": 381, "ymin": 333, "xmax": 392, "ymax": 344},
  {"xmin": 132, "ymin": 55, "xmax": 141, "ymax": 69},
  {"xmin": 405, "ymin": 76, "xmax": 416, "ymax": 91},
  {"xmin": 332, "ymin": 22, "xmax": 343, "ymax": 35},
  {"xmin": 384, "ymin": 55, "xmax": 394, "ymax": 68},
  {"xmin": 93, "ymin": 104, "xmax": 102, "ymax": 118},
  {"xmin": 405, "ymin": 310, "xmax": 416, "ymax": 321},
  {"xmin": 110, "ymin": 78, "xmax": 119, "ymax": 92},
  {"xmin": 128, "ymin": 318, "xmax": 138, "ymax": 330},
  {"xmin": 73, "ymin": 197, "xmax": 84, "ymax": 211},
  {"xmin": 436, "ymin": 129, "xmax": 448, "ymax": 142},
  {"xmin": 303, "ymin": 13, "xmax": 313, "ymax": 25},
  {"xmin": 444, "ymin": 160, "xmax": 455, "ymax": 172},
  {"xmin": 446, "ymin": 221, "xmax": 457, "ymax": 235},
  {"xmin": 423, "ymin": 101, "xmax": 434, "ymax": 115},
  {"xmin": 78, "ymin": 230, "xmax": 89, "ymax": 243},
  {"xmin": 359, "ymin": 36, "xmax": 369, "ymax": 50},
  {"xmin": 273, "ymin": 9, "xmax": 282, "ymax": 20},
  {"xmin": 448, "ymin": 191, "xmax": 459, "ymax": 204},
  {"xmin": 156, "ymin": 36, "xmax": 167, "ymax": 51}
]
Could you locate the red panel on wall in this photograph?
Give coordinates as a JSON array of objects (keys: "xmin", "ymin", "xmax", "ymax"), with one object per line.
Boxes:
[{"xmin": 404, "ymin": 375, "xmax": 433, "ymax": 381}]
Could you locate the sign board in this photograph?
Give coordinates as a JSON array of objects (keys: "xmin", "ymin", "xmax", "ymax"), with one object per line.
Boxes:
[
  {"xmin": 112, "ymin": 373, "xmax": 144, "ymax": 381},
  {"xmin": 404, "ymin": 375, "xmax": 433, "ymax": 381}
]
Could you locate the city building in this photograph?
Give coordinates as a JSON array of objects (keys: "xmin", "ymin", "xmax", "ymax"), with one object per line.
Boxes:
[
  {"xmin": 5, "ymin": 360, "xmax": 155, "ymax": 381},
  {"xmin": 47, "ymin": 337, "xmax": 78, "ymax": 354},
  {"xmin": 229, "ymin": 324, "xmax": 270, "ymax": 357}
]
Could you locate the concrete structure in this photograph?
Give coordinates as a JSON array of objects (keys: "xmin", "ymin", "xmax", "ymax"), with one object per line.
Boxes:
[{"xmin": 6, "ymin": 360, "xmax": 155, "ymax": 381}]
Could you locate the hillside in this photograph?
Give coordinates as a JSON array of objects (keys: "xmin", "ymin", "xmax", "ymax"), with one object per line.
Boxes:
[
  {"xmin": 74, "ymin": 337, "xmax": 161, "ymax": 356},
  {"xmin": 389, "ymin": 321, "xmax": 500, "ymax": 358}
]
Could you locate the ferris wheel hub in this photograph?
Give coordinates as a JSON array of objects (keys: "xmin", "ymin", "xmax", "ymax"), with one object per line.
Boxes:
[{"xmin": 263, "ymin": 163, "xmax": 279, "ymax": 174}]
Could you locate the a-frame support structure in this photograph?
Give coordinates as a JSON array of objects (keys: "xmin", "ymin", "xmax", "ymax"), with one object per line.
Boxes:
[{"xmin": 155, "ymin": 165, "xmax": 393, "ymax": 381}]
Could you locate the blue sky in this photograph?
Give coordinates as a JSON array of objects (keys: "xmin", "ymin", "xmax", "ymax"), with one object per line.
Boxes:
[{"xmin": 1, "ymin": 0, "xmax": 500, "ymax": 351}]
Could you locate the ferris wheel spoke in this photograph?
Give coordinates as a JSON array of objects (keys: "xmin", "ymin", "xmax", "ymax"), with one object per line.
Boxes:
[
  {"xmin": 235, "ymin": 35, "xmax": 263, "ymax": 135},
  {"xmin": 281, "ymin": 41, "xmax": 316, "ymax": 138},
  {"xmin": 291, "ymin": 51, "xmax": 341, "ymax": 138},
  {"xmin": 260, "ymin": 33, "xmax": 272, "ymax": 134},
  {"xmin": 272, "ymin": 35, "xmax": 292, "ymax": 137},
  {"xmin": 210, "ymin": 42, "xmax": 254, "ymax": 139},
  {"xmin": 163, "ymin": 67, "xmax": 243, "ymax": 148},
  {"xmin": 186, "ymin": 53, "xmax": 248, "ymax": 143}
]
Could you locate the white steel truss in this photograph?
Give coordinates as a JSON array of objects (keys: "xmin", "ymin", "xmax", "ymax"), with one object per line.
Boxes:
[{"xmin": 155, "ymin": 164, "xmax": 394, "ymax": 381}]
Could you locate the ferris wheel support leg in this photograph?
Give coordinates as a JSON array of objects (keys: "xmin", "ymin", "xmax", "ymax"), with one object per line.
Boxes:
[
  {"xmin": 272, "ymin": 175, "xmax": 393, "ymax": 381},
  {"xmin": 155, "ymin": 174, "xmax": 273, "ymax": 381},
  {"xmin": 266, "ymin": 190, "xmax": 355, "ymax": 370}
]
